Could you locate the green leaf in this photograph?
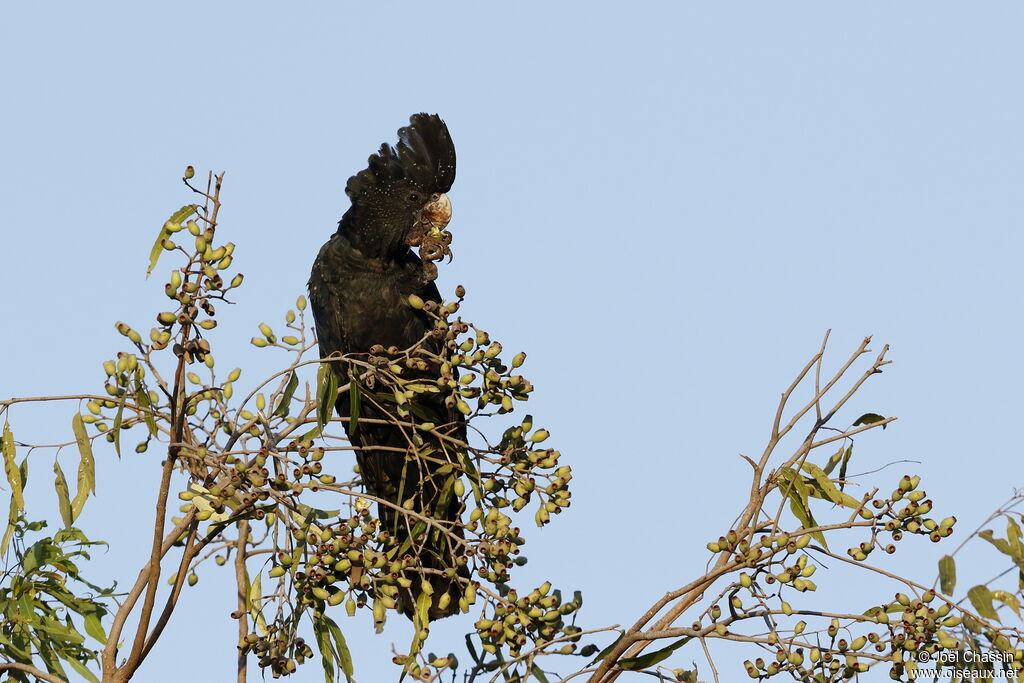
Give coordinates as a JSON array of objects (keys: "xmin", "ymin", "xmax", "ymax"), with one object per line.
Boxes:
[
  {"xmin": 837, "ymin": 445, "xmax": 853, "ymax": 490},
  {"xmin": 1, "ymin": 424, "xmax": 23, "ymax": 556},
  {"xmin": 325, "ymin": 616, "xmax": 354, "ymax": 682},
  {"xmin": 778, "ymin": 468, "xmax": 825, "ymax": 547},
  {"xmin": 313, "ymin": 614, "xmax": 353, "ymax": 683},
  {"xmin": 978, "ymin": 530, "xmax": 1015, "ymax": 559},
  {"xmin": 1007, "ymin": 518, "xmax": 1023, "ymax": 559},
  {"xmin": 83, "ymin": 610, "xmax": 107, "ymax": 643},
  {"xmin": 316, "ymin": 362, "xmax": 338, "ymax": 432},
  {"xmin": 247, "ymin": 570, "xmax": 267, "ymax": 635},
  {"xmin": 111, "ymin": 394, "xmax": 126, "ymax": 459},
  {"xmin": 3, "ymin": 423, "xmax": 23, "ymax": 513},
  {"xmin": 147, "ymin": 204, "xmax": 197, "ymax": 277},
  {"xmin": 415, "ymin": 590, "xmax": 432, "ymax": 634},
  {"xmin": 800, "ymin": 462, "xmax": 860, "ymax": 508},
  {"xmin": 313, "ymin": 617, "xmax": 336, "ymax": 683},
  {"xmin": 852, "ymin": 412, "xmax": 887, "ymax": 429},
  {"xmin": 273, "ymin": 372, "xmax": 299, "ymax": 418},
  {"xmin": 53, "ymin": 460, "xmax": 74, "ymax": 528},
  {"xmin": 61, "ymin": 656, "xmax": 100, "ymax": 683},
  {"xmin": 136, "ymin": 385, "xmax": 158, "ymax": 437},
  {"xmin": 71, "ymin": 414, "xmax": 96, "ymax": 519},
  {"xmin": 938, "ymin": 555, "xmax": 956, "ymax": 595},
  {"xmin": 822, "ymin": 446, "xmax": 846, "ymax": 476},
  {"xmin": 464, "ymin": 633, "xmax": 481, "ymax": 664},
  {"xmin": 967, "ymin": 585, "xmax": 1000, "ymax": 622},
  {"xmin": 35, "ymin": 639, "xmax": 69, "ymax": 680},
  {"xmin": 618, "ymin": 636, "xmax": 690, "ymax": 670},
  {"xmin": 349, "ymin": 367, "xmax": 361, "ymax": 435},
  {"xmin": 992, "ymin": 590, "xmax": 1021, "ymax": 619},
  {"xmin": 34, "ymin": 616, "xmax": 85, "ymax": 644}
]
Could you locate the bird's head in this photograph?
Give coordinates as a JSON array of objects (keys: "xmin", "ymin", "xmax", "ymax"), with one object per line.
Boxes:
[{"xmin": 342, "ymin": 113, "xmax": 456, "ymax": 259}]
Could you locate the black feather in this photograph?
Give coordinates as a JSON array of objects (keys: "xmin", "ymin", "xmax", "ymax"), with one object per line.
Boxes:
[{"xmin": 308, "ymin": 114, "xmax": 466, "ymax": 621}]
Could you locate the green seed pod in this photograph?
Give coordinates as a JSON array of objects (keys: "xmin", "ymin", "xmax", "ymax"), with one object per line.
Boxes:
[
  {"xmin": 407, "ymin": 294, "xmax": 425, "ymax": 309},
  {"xmin": 268, "ymin": 565, "xmax": 286, "ymax": 578},
  {"xmin": 199, "ymin": 319, "xmax": 217, "ymax": 330},
  {"xmin": 184, "ymin": 165, "xmax": 195, "ymax": 179},
  {"xmin": 218, "ymin": 255, "xmax": 233, "ymax": 270},
  {"xmin": 372, "ymin": 599, "xmax": 386, "ymax": 625},
  {"xmin": 187, "ymin": 573, "xmax": 198, "ymax": 587},
  {"xmin": 529, "ymin": 429, "xmax": 550, "ymax": 444},
  {"xmin": 251, "ymin": 337, "xmax": 268, "ymax": 348},
  {"xmin": 282, "ymin": 335, "xmax": 299, "ymax": 345},
  {"xmin": 230, "ymin": 273, "xmax": 244, "ymax": 288}
]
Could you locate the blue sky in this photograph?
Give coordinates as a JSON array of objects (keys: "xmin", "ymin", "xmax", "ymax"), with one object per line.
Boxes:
[{"xmin": 2, "ymin": 3, "xmax": 1022, "ymax": 681}]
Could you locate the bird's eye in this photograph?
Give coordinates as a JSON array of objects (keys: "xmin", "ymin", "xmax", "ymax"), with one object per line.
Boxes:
[{"xmin": 408, "ymin": 192, "xmax": 420, "ymax": 203}]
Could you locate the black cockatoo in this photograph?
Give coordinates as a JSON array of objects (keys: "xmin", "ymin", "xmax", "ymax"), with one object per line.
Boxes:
[{"xmin": 308, "ymin": 113, "xmax": 467, "ymax": 621}]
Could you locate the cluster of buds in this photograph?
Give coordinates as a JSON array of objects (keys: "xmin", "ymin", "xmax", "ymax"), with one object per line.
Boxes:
[
  {"xmin": 865, "ymin": 475, "xmax": 956, "ymax": 551},
  {"xmin": 473, "ymin": 582, "xmax": 585, "ymax": 658},
  {"xmin": 237, "ymin": 622, "xmax": 313, "ymax": 678}
]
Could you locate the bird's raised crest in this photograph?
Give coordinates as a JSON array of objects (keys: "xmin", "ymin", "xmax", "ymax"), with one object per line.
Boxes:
[{"xmin": 345, "ymin": 113, "xmax": 456, "ymax": 199}]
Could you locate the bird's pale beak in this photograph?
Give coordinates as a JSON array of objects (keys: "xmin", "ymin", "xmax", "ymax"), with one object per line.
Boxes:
[{"xmin": 421, "ymin": 193, "xmax": 452, "ymax": 231}]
